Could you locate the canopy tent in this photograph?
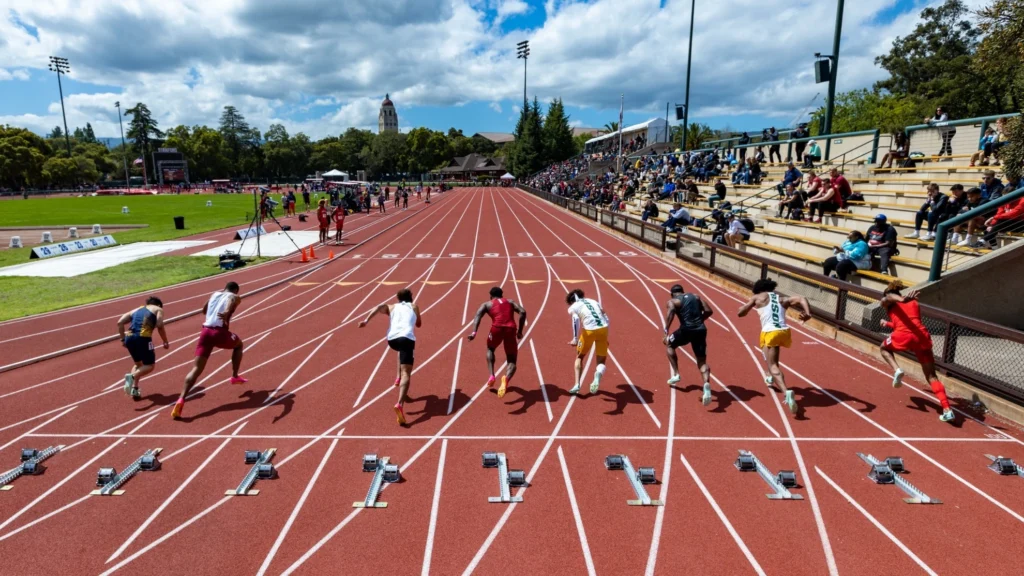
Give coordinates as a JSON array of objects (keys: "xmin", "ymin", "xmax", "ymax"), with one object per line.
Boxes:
[
  {"xmin": 499, "ymin": 173, "xmax": 515, "ymax": 180},
  {"xmin": 584, "ymin": 118, "xmax": 669, "ymax": 146},
  {"xmin": 321, "ymin": 169, "xmax": 347, "ymax": 178}
]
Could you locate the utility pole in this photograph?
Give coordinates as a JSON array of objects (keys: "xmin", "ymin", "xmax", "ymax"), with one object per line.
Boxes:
[
  {"xmin": 822, "ymin": 0, "xmax": 845, "ymax": 159},
  {"xmin": 681, "ymin": 0, "xmax": 696, "ymax": 151},
  {"xmin": 516, "ymin": 40, "xmax": 530, "ymax": 111},
  {"xmin": 48, "ymin": 56, "xmax": 72, "ymax": 157},
  {"xmin": 115, "ymin": 101, "xmax": 131, "ymax": 193}
]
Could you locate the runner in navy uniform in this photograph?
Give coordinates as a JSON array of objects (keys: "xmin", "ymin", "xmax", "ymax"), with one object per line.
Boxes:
[
  {"xmin": 116, "ymin": 296, "xmax": 169, "ymax": 399},
  {"xmin": 469, "ymin": 287, "xmax": 528, "ymax": 398},
  {"xmin": 663, "ymin": 284, "xmax": 715, "ymax": 405}
]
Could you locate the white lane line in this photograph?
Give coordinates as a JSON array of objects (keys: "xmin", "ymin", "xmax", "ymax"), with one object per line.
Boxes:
[
  {"xmin": 557, "ymin": 446, "xmax": 596, "ymax": 576},
  {"xmin": 448, "ymin": 340, "xmax": 463, "ymax": 415},
  {"xmin": 354, "ymin": 347, "xmax": 390, "ymax": 408},
  {"xmin": 0, "ymin": 412, "xmax": 160, "ymax": 534},
  {"xmin": 530, "ymin": 340, "xmax": 553, "ymax": 422},
  {"xmin": 256, "ymin": 437, "xmax": 341, "ymax": 576},
  {"xmin": 783, "ymin": 362, "xmax": 1024, "ymax": 524},
  {"xmin": 461, "ymin": 196, "xmax": 484, "ymax": 324},
  {"xmin": 815, "ymin": 466, "xmax": 938, "ymax": 575},
  {"xmin": 679, "ymin": 452, "xmax": 766, "ymax": 575},
  {"xmin": 0, "ymin": 406, "xmax": 76, "ymax": 452},
  {"xmin": 607, "ymin": 349, "xmax": 661, "ymax": 429},
  {"xmin": 23, "ymin": 433, "xmax": 1016, "ymax": 442},
  {"xmin": 420, "ymin": 439, "xmax": 449, "ymax": 576},
  {"xmin": 644, "ymin": 374, "xmax": 676, "ymax": 576},
  {"xmin": 106, "ymin": 422, "xmax": 247, "ymax": 562},
  {"xmin": 266, "ymin": 334, "xmax": 333, "ymax": 401}
]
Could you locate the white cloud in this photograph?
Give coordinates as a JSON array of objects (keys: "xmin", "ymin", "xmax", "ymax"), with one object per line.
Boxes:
[
  {"xmin": 0, "ymin": 0, "xmax": 937, "ymax": 138},
  {"xmin": 569, "ymin": 119, "xmax": 582, "ymax": 127}
]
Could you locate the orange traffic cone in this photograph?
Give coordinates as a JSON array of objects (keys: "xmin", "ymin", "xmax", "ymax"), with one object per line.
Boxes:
[
  {"xmin": 328, "ymin": 249, "xmax": 334, "ymax": 259},
  {"xmin": 309, "ymin": 243, "xmax": 317, "ymax": 259},
  {"xmin": 300, "ymin": 247, "xmax": 309, "ymax": 263}
]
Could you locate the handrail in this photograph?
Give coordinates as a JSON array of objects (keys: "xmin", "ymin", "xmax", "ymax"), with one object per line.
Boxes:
[
  {"xmin": 906, "ymin": 112, "xmax": 1019, "ymax": 138},
  {"xmin": 929, "ymin": 185, "xmax": 1024, "ymax": 281},
  {"xmin": 700, "ymin": 129, "xmax": 797, "ymax": 150}
]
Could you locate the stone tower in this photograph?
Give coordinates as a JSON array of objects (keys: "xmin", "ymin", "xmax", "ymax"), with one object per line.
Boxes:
[{"xmin": 378, "ymin": 93, "xmax": 398, "ymax": 133}]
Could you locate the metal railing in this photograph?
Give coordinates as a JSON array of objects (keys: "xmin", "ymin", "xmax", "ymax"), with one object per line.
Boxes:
[
  {"xmin": 930, "ymin": 186, "xmax": 1024, "ymax": 281},
  {"xmin": 517, "ymin": 183, "xmax": 1024, "ymax": 403},
  {"xmin": 697, "ymin": 129, "xmax": 882, "ymax": 165},
  {"xmin": 906, "ymin": 113, "xmax": 1020, "ymax": 144}
]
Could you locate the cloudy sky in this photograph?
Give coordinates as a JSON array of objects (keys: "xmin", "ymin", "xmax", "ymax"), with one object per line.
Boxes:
[{"xmin": 0, "ymin": 0, "xmax": 944, "ymax": 141}]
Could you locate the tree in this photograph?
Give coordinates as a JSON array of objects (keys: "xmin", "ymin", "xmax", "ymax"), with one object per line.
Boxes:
[
  {"xmin": 406, "ymin": 127, "xmax": 452, "ymax": 175},
  {"xmin": 164, "ymin": 125, "xmax": 231, "ymax": 180},
  {"xmin": 124, "ymin": 103, "xmax": 164, "ymax": 183},
  {"xmin": 508, "ymin": 98, "xmax": 545, "ymax": 177},
  {"xmin": 1000, "ymin": 116, "xmax": 1023, "ymax": 182},
  {"xmin": 572, "ymin": 132, "xmax": 592, "ymax": 155},
  {"xmin": 84, "ymin": 123, "xmax": 96, "ymax": 143},
  {"xmin": 338, "ymin": 128, "xmax": 373, "ymax": 174},
  {"xmin": 310, "ymin": 137, "xmax": 345, "ymax": 172},
  {"xmin": 0, "ymin": 126, "xmax": 51, "ymax": 188},
  {"xmin": 974, "ymin": 0, "xmax": 1024, "ymax": 111},
  {"xmin": 469, "ymin": 134, "xmax": 498, "ymax": 155},
  {"xmin": 263, "ymin": 123, "xmax": 294, "ymax": 179},
  {"xmin": 218, "ymin": 105, "xmax": 251, "ymax": 176},
  {"xmin": 542, "ymin": 98, "xmax": 576, "ymax": 164},
  {"xmin": 809, "ymin": 89, "xmax": 926, "ymax": 136},
  {"xmin": 48, "ymin": 126, "xmax": 64, "ymax": 139},
  {"xmin": 677, "ymin": 123, "xmax": 715, "ymax": 150},
  {"xmin": 359, "ymin": 131, "xmax": 407, "ymax": 179},
  {"xmin": 603, "ymin": 121, "xmax": 619, "ymax": 133}
]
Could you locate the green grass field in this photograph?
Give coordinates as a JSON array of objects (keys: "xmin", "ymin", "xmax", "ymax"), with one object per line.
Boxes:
[{"xmin": 0, "ymin": 194, "xmax": 265, "ymax": 319}]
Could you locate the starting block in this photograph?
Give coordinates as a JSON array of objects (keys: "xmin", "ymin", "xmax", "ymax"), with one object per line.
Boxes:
[
  {"xmin": 227, "ymin": 449, "xmax": 276, "ymax": 496},
  {"xmin": 985, "ymin": 454, "xmax": 1024, "ymax": 477},
  {"xmin": 92, "ymin": 448, "xmax": 162, "ymax": 496},
  {"xmin": 734, "ymin": 450, "xmax": 803, "ymax": 500},
  {"xmin": 606, "ymin": 454, "xmax": 662, "ymax": 506},
  {"xmin": 0, "ymin": 446, "xmax": 63, "ymax": 491},
  {"xmin": 483, "ymin": 452, "xmax": 525, "ymax": 503},
  {"xmin": 354, "ymin": 454, "xmax": 400, "ymax": 508},
  {"xmin": 857, "ymin": 453, "xmax": 939, "ymax": 504}
]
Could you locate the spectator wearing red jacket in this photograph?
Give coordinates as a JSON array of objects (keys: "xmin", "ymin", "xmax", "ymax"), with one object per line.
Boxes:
[{"xmin": 982, "ymin": 196, "xmax": 1024, "ymax": 248}]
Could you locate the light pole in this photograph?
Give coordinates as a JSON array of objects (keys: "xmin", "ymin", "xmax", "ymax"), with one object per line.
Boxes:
[
  {"xmin": 820, "ymin": 0, "xmax": 845, "ymax": 159},
  {"xmin": 115, "ymin": 101, "xmax": 131, "ymax": 193},
  {"xmin": 48, "ymin": 56, "xmax": 72, "ymax": 157},
  {"xmin": 516, "ymin": 40, "xmax": 530, "ymax": 111},
  {"xmin": 680, "ymin": 0, "xmax": 696, "ymax": 152}
]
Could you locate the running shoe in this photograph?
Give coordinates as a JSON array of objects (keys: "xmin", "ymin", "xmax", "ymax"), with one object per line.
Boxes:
[
  {"xmin": 171, "ymin": 399, "xmax": 185, "ymax": 420},
  {"xmin": 230, "ymin": 376, "xmax": 248, "ymax": 385},
  {"xmin": 497, "ymin": 375, "xmax": 508, "ymax": 399},
  {"xmin": 667, "ymin": 374, "xmax": 681, "ymax": 385},
  {"xmin": 784, "ymin": 390, "xmax": 797, "ymax": 414},
  {"xmin": 764, "ymin": 375, "xmax": 774, "ymax": 386},
  {"xmin": 590, "ymin": 379, "xmax": 600, "ymax": 395},
  {"xmin": 130, "ymin": 386, "xmax": 141, "ymax": 400},
  {"xmin": 891, "ymin": 369, "xmax": 904, "ymax": 389},
  {"xmin": 939, "ymin": 409, "xmax": 955, "ymax": 423},
  {"xmin": 701, "ymin": 383, "xmax": 712, "ymax": 406},
  {"xmin": 123, "ymin": 373, "xmax": 135, "ymax": 397},
  {"xmin": 487, "ymin": 374, "xmax": 496, "ymax": 387},
  {"xmin": 569, "ymin": 383, "xmax": 581, "ymax": 395},
  {"xmin": 394, "ymin": 377, "xmax": 401, "ymax": 387},
  {"xmin": 394, "ymin": 403, "xmax": 407, "ymax": 425}
]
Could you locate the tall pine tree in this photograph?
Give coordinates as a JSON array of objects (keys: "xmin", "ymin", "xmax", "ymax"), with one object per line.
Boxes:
[
  {"xmin": 509, "ymin": 98, "xmax": 545, "ymax": 178},
  {"xmin": 542, "ymin": 98, "xmax": 575, "ymax": 165},
  {"xmin": 124, "ymin": 103, "xmax": 164, "ymax": 183}
]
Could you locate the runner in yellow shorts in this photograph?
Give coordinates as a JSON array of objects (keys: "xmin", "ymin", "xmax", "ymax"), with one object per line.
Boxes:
[{"xmin": 566, "ymin": 289, "xmax": 609, "ymax": 395}]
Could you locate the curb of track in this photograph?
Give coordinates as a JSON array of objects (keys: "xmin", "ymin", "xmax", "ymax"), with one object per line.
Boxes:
[{"xmin": 0, "ymin": 193, "xmax": 457, "ymax": 375}]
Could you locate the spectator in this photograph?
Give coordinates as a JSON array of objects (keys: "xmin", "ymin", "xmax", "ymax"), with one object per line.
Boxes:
[
  {"xmin": 710, "ymin": 178, "xmax": 727, "ymax": 208},
  {"xmin": 754, "ymin": 148, "xmax": 766, "ymax": 164},
  {"xmin": 954, "ymin": 187, "xmax": 986, "ymax": 247},
  {"xmin": 778, "ymin": 183, "xmax": 805, "ymax": 220},
  {"xmin": 792, "ymin": 123, "xmax": 809, "ymax": 163},
  {"xmin": 659, "ymin": 179, "xmax": 676, "ymax": 201},
  {"xmin": 724, "ymin": 212, "xmax": 750, "ymax": 248},
  {"xmin": 822, "ymin": 230, "xmax": 871, "ymax": 281},
  {"xmin": 732, "ymin": 159, "xmax": 750, "ymax": 185},
  {"xmin": 1006, "ymin": 174, "xmax": 1022, "ymax": 195},
  {"xmin": 980, "ymin": 170, "xmax": 1004, "ymax": 202},
  {"xmin": 641, "ymin": 198, "xmax": 660, "ymax": 222},
  {"xmin": 877, "ymin": 132, "xmax": 909, "ymax": 169},
  {"xmin": 777, "ymin": 162, "xmax": 803, "ymax": 198},
  {"xmin": 803, "ymin": 139, "xmax": 822, "ymax": 169},
  {"xmin": 737, "ymin": 132, "xmax": 751, "ymax": 161},
  {"xmin": 925, "ymin": 106, "xmax": 955, "ymax": 158},
  {"xmin": 906, "ymin": 183, "xmax": 948, "ymax": 241},
  {"xmin": 989, "ymin": 117, "xmax": 1010, "ymax": 165},
  {"xmin": 766, "ymin": 127, "xmax": 782, "ymax": 164},
  {"xmin": 683, "ymin": 178, "xmax": 700, "ymax": 204},
  {"xmin": 661, "ymin": 203, "xmax": 692, "ymax": 231},
  {"xmin": 866, "ymin": 214, "xmax": 898, "ymax": 274},
  {"xmin": 982, "ymin": 194, "xmax": 1024, "ymax": 248},
  {"xmin": 749, "ymin": 157, "xmax": 763, "ymax": 185},
  {"xmin": 970, "ymin": 127, "xmax": 997, "ymax": 167},
  {"xmin": 806, "ymin": 178, "xmax": 839, "ymax": 223},
  {"xmin": 830, "ymin": 168, "xmax": 853, "ymax": 210}
]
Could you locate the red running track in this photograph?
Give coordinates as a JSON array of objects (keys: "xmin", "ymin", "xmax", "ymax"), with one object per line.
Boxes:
[{"xmin": 0, "ymin": 187, "xmax": 1022, "ymax": 575}]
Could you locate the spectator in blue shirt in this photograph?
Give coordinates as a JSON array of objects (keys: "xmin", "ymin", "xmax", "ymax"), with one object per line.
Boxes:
[
  {"xmin": 777, "ymin": 162, "xmax": 803, "ymax": 197},
  {"xmin": 980, "ymin": 170, "xmax": 1004, "ymax": 202},
  {"xmin": 822, "ymin": 230, "xmax": 871, "ymax": 280},
  {"xmin": 659, "ymin": 180, "xmax": 676, "ymax": 201}
]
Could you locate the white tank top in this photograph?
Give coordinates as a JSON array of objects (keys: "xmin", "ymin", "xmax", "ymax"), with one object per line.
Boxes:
[
  {"xmin": 204, "ymin": 291, "xmax": 233, "ymax": 328},
  {"xmin": 386, "ymin": 302, "xmax": 417, "ymax": 341},
  {"xmin": 756, "ymin": 292, "xmax": 789, "ymax": 333}
]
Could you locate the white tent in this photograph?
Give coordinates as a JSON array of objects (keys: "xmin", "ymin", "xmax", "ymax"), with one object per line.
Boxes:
[
  {"xmin": 499, "ymin": 173, "xmax": 515, "ymax": 180},
  {"xmin": 584, "ymin": 118, "xmax": 670, "ymax": 146},
  {"xmin": 321, "ymin": 169, "xmax": 347, "ymax": 178}
]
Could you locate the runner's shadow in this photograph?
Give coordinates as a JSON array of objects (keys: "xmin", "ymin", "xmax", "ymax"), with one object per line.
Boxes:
[
  {"xmin": 671, "ymin": 384, "xmax": 765, "ymax": 413},
  {"xmin": 792, "ymin": 387, "xmax": 876, "ymax": 421},
  {"xmin": 177, "ymin": 390, "xmax": 291, "ymax": 423},
  {"xmin": 595, "ymin": 384, "xmax": 654, "ymax": 416},
  {"xmin": 907, "ymin": 396, "xmax": 964, "ymax": 428},
  {"xmin": 135, "ymin": 388, "xmax": 205, "ymax": 411},
  {"xmin": 495, "ymin": 384, "xmax": 564, "ymax": 415},
  {"xmin": 407, "ymin": 391, "xmax": 470, "ymax": 427}
]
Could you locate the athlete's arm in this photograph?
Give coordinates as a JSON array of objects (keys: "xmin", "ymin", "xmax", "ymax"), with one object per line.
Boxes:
[
  {"xmin": 414, "ymin": 304, "xmax": 422, "ymax": 328},
  {"xmin": 879, "ymin": 293, "xmax": 902, "ymax": 309},
  {"xmin": 905, "ymin": 289, "xmax": 920, "ymax": 301},
  {"xmin": 155, "ymin": 308, "xmax": 169, "ymax": 349},
  {"xmin": 700, "ymin": 297, "xmax": 715, "ymax": 321},
  {"xmin": 116, "ymin": 310, "xmax": 132, "ymax": 345},
  {"xmin": 513, "ymin": 301, "xmax": 528, "ymax": 338},
  {"xmin": 737, "ymin": 297, "xmax": 757, "ymax": 317},
  {"xmin": 663, "ymin": 299, "xmax": 677, "ymax": 334},
  {"xmin": 569, "ymin": 311, "xmax": 580, "ymax": 345},
  {"xmin": 359, "ymin": 304, "xmax": 390, "ymax": 328},
  {"xmin": 783, "ymin": 295, "xmax": 812, "ymax": 322},
  {"xmin": 468, "ymin": 302, "xmax": 490, "ymax": 340}
]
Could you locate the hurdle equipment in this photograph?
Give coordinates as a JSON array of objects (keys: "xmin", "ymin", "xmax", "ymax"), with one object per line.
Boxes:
[
  {"xmin": 226, "ymin": 448, "xmax": 276, "ymax": 496},
  {"xmin": 606, "ymin": 453, "xmax": 663, "ymax": 506},
  {"xmin": 354, "ymin": 454, "xmax": 400, "ymax": 508},
  {"xmin": 734, "ymin": 450, "xmax": 803, "ymax": 500},
  {"xmin": 41, "ymin": 231, "xmax": 53, "ymax": 243},
  {"xmin": 68, "ymin": 227, "xmax": 78, "ymax": 238},
  {"xmin": 206, "ymin": 200, "xmax": 213, "ymax": 207},
  {"xmin": 0, "ymin": 446, "xmax": 62, "ymax": 491},
  {"xmin": 484, "ymin": 452, "xmax": 524, "ymax": 503},
  {"xmin": 92, "ymin": 224, "xmax": 102, "ymax": 234},
  {"xmin": 8, "ymin": 236, "xmax": 22, "ymax": 248},
  {"xmin": 985, "ymin": 454, "xmax": 1024, "ymax": 477},
  {"xmin": 857, "ymin": 453, "xmax": 940, "ymax": 504},
  {"xmin": 91, "ymin": 448, "xmax": 163, "ymax": 496},
  {"xmin": 122, "ymin": 206, "xmax": 129, "ymax": 214}
]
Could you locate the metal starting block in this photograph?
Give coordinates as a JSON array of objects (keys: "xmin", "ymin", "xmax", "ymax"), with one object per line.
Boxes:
[
  {"xmin": 1, "ymin": 446, "xmax": 63, "ymax": 491},
  {"xmin": 354, "ymin": 454, "xmax": 400, "ymax": 508},
  {"xmin": 484, "ymin": 452, "xmax": 524, "ymax": 503},
  {"xmin": 226, "ymin": 448, "xmax": 276, "ymax": 496},
  {"xmin": 858, "ymin": 453, "xmax": 939, "ymax": 504},
  {"xmin": 734, "ymin": 450, "xmax": 802, "ymax": 500},
  {"xmin": 606, "ymin": 454, "xmax": 662, "ymax": 506},
  {"xmin": 92, "ymin": 448, "xmax": 163, "ymax": 496},
  {"xmin": 985, "ymin": 454, "xmax": 1024, "ymax": 477}
]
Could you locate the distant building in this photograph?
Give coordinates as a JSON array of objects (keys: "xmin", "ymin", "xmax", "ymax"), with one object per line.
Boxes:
[
  {"xmin": 378, "ymin": 94, "xmax": 398, "ymax": 134},
  {"xmin": 572, "ymin": 127, "xmax": 603, "ymax": 137},
  {"xmin": 437, "ymin": 153, "xmax": 506, "ymax": 180},
  {"xmin": 472, "ymin": 128, "xmax": 603, "ymax": 146}
]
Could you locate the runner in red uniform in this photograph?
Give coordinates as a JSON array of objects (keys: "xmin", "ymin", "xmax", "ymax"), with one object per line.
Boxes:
[
  {"xmin": 468, "ymin": 286, "xmax": 528, "ymax": 398},
  {"xmin": 332, "ymin": 205, "xmax": 346, "ymax": 245},
  {"xmin": 879, "ymin": 281, "xmax": 954, "ymax": 422},
  {"xmin": 316, "ymin": 199, "xmax": 329, "ymax": 245}
]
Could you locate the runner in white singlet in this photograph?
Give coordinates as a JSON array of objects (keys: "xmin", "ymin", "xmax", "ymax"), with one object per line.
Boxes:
[
  {"xmin": 361, "ymin": 289, "xmax": 422, "ymax": 426},
  {"xmin": 738, "ymin": 279, "xmax": 811, "ymax": 415},
  {"xmin": 565, "ymin": 289, "xmax": 610, "ymax": 395}
]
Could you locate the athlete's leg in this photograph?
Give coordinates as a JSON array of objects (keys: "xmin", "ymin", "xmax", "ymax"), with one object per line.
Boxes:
[
  {"xmin": 591, "ymin": 355, "xmax": 607, "ymax": 393},
  {"xmin": 920, "ymin": 358, "xmax": 953, "ymax": 419},
  {"xmin": 696, "ymin": 355, "xmax": 711, "ymax": 385},
  {"xmin": 573, "ymin": 354, "xmax": 584, "ymax": 391},
  {"xmin": 879, "ymin": 344, "xmax": 900, "ymax": 372},
  {"xmin": 486, "ymin": 347, "xmax": 496, "ymax": 378},
  {"xmin": 134, "ymin": 362, "xmax": 154, "ymax": 384},
  {"xmin": 765, "ymin": 347, "xmax": 787, "ymax": 393},
  {"xmin": 230, "ymin": 339, "xmax": 244, "ymax": 379},
  {"xmin": 397, "ymin": 364, "xmax": 412, "ymax": 405},
  {"xmin": 665, "ymin": 341, "xmax": 679, "ymax": 382}
]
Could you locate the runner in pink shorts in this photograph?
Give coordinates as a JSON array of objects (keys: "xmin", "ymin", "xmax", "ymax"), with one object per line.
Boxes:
[{"xmin": 173, "ymin": 282, "xmax": 247, "ymax": 420}]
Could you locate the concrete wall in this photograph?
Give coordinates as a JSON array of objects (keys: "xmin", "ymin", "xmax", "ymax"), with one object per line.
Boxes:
[
  {"xmin": 917, "ymin": 240, "xmax": 1024, "ymax": 330},
  {"xmin": 907, "ymin": 123, "xmax": 985, "ymax": 157}
]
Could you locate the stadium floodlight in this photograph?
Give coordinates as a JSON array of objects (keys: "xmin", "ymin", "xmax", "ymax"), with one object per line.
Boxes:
[
  {"xmin": 516, "ymin": 40, "xmax": 530, "ymax": 109},
  {"xmin": 115, "ymin": 101, "xmax": 131, "ymax": 193},
  {"xmin": 48, "ymin": 56, "xmax": 72, "ymax": 157}
]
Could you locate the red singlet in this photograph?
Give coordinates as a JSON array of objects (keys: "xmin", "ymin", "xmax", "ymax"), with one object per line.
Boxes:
[
  {"xmin": 488, "ymin": 298, "xmax": 516, "ymax": 328},
  {"xmin": 333, "ymin": 208, "xmax": 345, "ymax": 229},
  {"xmin": 317, "ymin": 207, "xmax": 328, "ymax": 228}
]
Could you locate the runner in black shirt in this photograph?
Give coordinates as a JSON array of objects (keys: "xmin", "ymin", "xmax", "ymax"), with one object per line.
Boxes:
[{"xmin": 663, "ymin": 284, "xmax": 715, "ymax": 405}]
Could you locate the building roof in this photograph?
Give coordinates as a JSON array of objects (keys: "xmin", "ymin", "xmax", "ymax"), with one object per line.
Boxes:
[
  {"xmin": 572, "ymin": 127, "xmax": 603, "ymax": 137},
  {"xmin": 473, "ymin": 132, "xmax": 516, "ymax": 144},
  {"xmin": 439, "ymin": 153, "xmax": 506, "ymax": 173},
  {"xmin": 585, "ymin": 118, "xmax": 668, "ymax": 145},
  {"xmin": 382, "ymin": 93, "xmax": 394, "ymax": 107}
]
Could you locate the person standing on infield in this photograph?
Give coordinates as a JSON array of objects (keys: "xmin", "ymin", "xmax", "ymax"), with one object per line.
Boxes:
[
  {"xmin": 663, "ymin": 284, "xmax": 714, "ymax": 406},
  {"xmin": 116, "ymin": 296, "xmax": 169, "ymax": 399},
  {"xmin": 737, "ymin": 279, "xmax": 811, "ymax": 415},
  {"xmin": 468, "ymin": 286, "xmax": 528, "ymax": 399},
  {"xmin": 173, "ymin": 282, "xmax": 247, "ymax": 420},
  {"xmin": 360, "ymin": 289, "xmax": 422, "ymax": 426}
]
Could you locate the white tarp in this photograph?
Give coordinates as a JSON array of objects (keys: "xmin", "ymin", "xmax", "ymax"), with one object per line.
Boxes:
[
  {"xmin": 0, "ymin": 240, "xmax": 213, "ymax": 278},
  {"xmin": 584, "ymin": 118, "xmax": 669, "ymax": 146},
  {"xmin": 191, "ymin": 231, "xmax": 321, "ymax": 258}
]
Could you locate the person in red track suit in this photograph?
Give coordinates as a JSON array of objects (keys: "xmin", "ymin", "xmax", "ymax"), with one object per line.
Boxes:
[
  {"xmin": 332, "ymin": 205, "xmax": 346, "ymax": 245},
  {"xmin": 468, "ymin": 286, "xmax": 528, "ymax": 399},
  {"xmin": 879, "ymin": 281, "xmax": 954, "ymax": 423},
  {"xmin": 316, "ymin": 199, "xmax": 329, "ymax": 245}
]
